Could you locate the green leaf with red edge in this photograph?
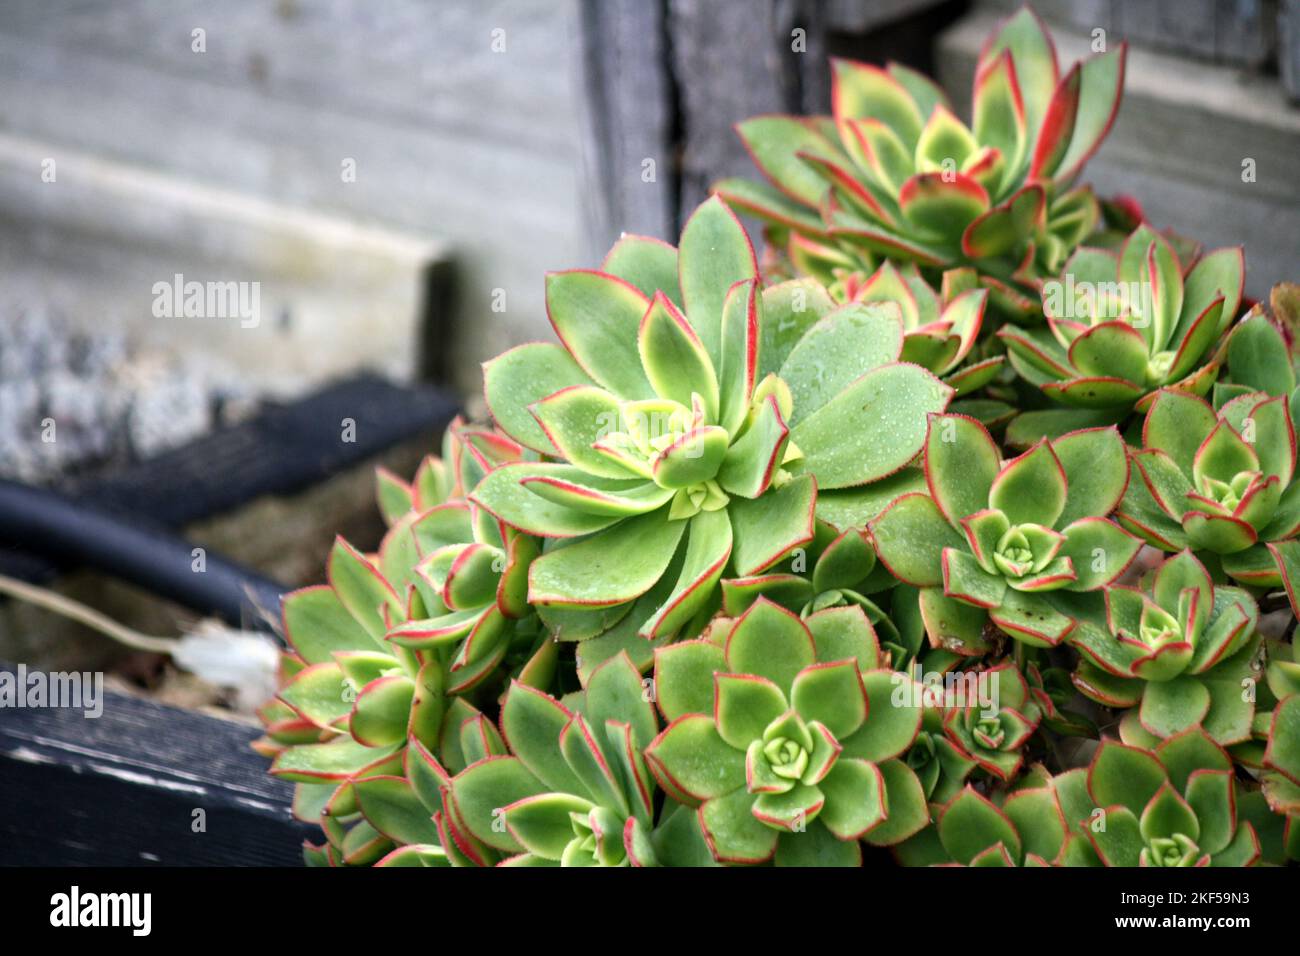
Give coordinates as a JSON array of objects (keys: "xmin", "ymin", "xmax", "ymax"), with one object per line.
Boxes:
[
  {"xmin": 600, "ymin": 233, "xmax": 680, "ymax": 306},
  {"xmin": 1155, "ymin": 728, "xmax": 1232, "ymax": 793},
  {"xmin": 728, "ymin": 472, "xmax": 816, "ymax": 576},
  {"xmin": 329, "ymin": 538, "xmax": 403, "ymax": 640},
  {"xmin": 484, "ymin": 343, "xmax": 597, "ymax": 455},
  {"xmin": 818, "ymin": 758, "xmax": 886, "ymax": 839},
  {"xmin": 351, "ymin": 676, "xmax": 414, "ymax": 748},
  {"xmin": 972, "ymin": 51, "xmax": 1027, "ymax": 187},
  {"xmin": 989, "ymin": 440, "xmax": 1067, "ymax": 528},
  {"xmin": 1054, "ymin": 43, "xmax": 1126, "ymax": 184},
  {"xmin": 840, "ymin": 669, "xmax": 923, "ymax": 762},
  {"xmin": 735, "ymin": 116, "xmax": 838, "ymax": 205},
  {"xmin": 279, "ymin": 662, "xmax": 352, "ymax": 729},
  {"xmin": 898, "ymin": 173, "xmax": 989, "ymax": 238},
  {"xmin": 643, "ymin": 508, "xmax": 732, "ymax": 638},
  {"xmin": 1265, "ymin": 695, "xmax": 1300, "ymax": 785},
  {"xmin": 1190, "ymin": 421, "xmax": 1253, "ymax": 486},
  {"xmin": 861, "ymin": 758, "xmax": 930, "ymax": 846},
  {"xmin": 944, "ymin": 547, "xmax": 1007, "ymax": 607},
  {"xmin": 652, "ymin": 426, "xmax": 730, "ymax": 489},
  {"xmin": 1141, "ymin": 235, "xmax": 1184, "ymax": 353},
  {"xmin": 925, "ymin": 412, "xmax": 1001, "ymax": 524},
  {"xmin": 499, "ymin": 682, "xmax": 585, "ymax": 796},
  {"xmin": 1057, "ymin": 518, "xmax": 1140, "ymax": 590},
  {"xmin": 283, "ymin": 586, "xmax": 381, "ymax": 663},
  {"xmin": 1003, "ymin": 787, "xmax": 1067, "ymax": 862},
  {"xmin": 1043, "ymin": 375, "xmax": 1145, "ymax": 409},
  {"xmin": 919, "ymin": 586, "xmax": 992, "ymax": 654},
  {"xmin": 558, "ymin": 715, "xmax": 627, "ymax": 814},
  {"xmin": 717, "ymin": 279, "xmax": 761, "ymax": 435},
  {"xmin": 1139, "ymin": 783, "xmax": 1200, "ymax": 843},
  {"xmin": 725, "ymin": 598, "xmax": 817, "ymax": 691},
  {"xmin": 939, "ymin": 787, "xmax": 1022, "ymax": 865},
  {"xmin": 757, "ymin": 279, "xmax": 837, "ymax": 379},
  {"xmin": 585, "ymin": 651, "xmax": 659, "ymax": 751},
  {"xmin": 529, "ymin": 385, "xmax": 636, "ymax": 480},
  {"xmin": 503, "ymin": 792, "xmax": 595, "ymax": 860},
  {"xmin": 1184, "ymin": 770, "xmax": 1235, "ymax": 855},
  {"xmin": 471, "ymin": 463, "xmax": 623, "ymax": 538},
  {"xmin": 1088, "ymin": 804, "xmax": 1143, "ymax": 866},
  {"xmin": 653, "ymin": 640, "xmax": 726, "ymax": 723},
  {"xmin": 831, "ymin": 58, "xmax": 924, "ymax": 147},
  {"xmin": 1089, "ymin": 741, "xmax": 1169, "ymax": 815},
  {"xmin": 982, "ymin": 7, "xmax": 1059, "ymax": 135},
  {"xmin": 780, "ymin": 302, "xmax": 906, "ymax": 426},
  {"xmin": 528, "ymin": 509, "xmax": 685, "ymax": 608},
  {"xmin": 354, "ymin": 775, "xmax": 441, "ymax": 846},
  {"xmin": 1242, "ymin": 394, "xmax": 1296, "ymax": 486},
  {"xmin": 1140, "ymin": 676, "xmax": 1211, "ymax": 739},
  {"xmin": 1030, "ymin": 63, "xmax": 1081, "ymax": 181},
  {"xmin": 712, "ymin": 177, "xmax": 825, "ymax": 236},
  {"xmin": 545, "ymin": 269, "xmax": 654, "ymax": 400},
  {"xmin": 715, "ymin": 673, "xmax": 788, "ymax": 749},
  {"xmin": 805, "ymin": 604, "xmax": 883, "ymax": 673},
  {"xmin": 1228, "ymin": 310, "xmax": 1295, "ymax": 396},
  {"xmin": 989, "ymin": 588, "xmax": 1075, "ymax": 646},
  {"xmin": 638, "ymin": 291, "xmax": 720, "ymax": 419},
  {"xmin": 962, "ymin": 185, "xmax": 1045, "ymax": 259},
  {"xmin": 916, "ymin": 104, "xmax": 978, "ymax": 169},
  {"xmin": 450, "ymin": 756, "xmax": 548, "ymax": 853},
  {"xmin": 791, "ymin": 661, "xmax": 867, "ymax": 739},
  {"xmin": 868, "ymin": 493, "xmax": 963, "ymax": 587},
  {"xmin": 717, "ymin": 395, "xmax": 789, "ymax": 499},
  {"xmin": 646, "ymin": 715, "xmax": 745, "ymax": 803},
  {"xmin": 678, "ymin": 197, "xmax": 758, "ymax": 369},
  {"xmin": 1068, "ymin": 321, "xmax": 1148, "ymax": 383},
  {"xmin": 1053, "ymin": 426, "xmax": 1130, "ymax": 525}
]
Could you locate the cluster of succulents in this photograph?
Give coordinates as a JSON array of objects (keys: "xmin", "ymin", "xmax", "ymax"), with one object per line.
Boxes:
[{"xmin": 257, "ymin": 6, "xmax": 1299, "ymax": 867}]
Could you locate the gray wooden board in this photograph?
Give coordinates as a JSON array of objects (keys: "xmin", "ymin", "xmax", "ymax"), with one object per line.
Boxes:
[{"xmin": 0, "ymin": 662, "xmax": 311, "ymax": 866}]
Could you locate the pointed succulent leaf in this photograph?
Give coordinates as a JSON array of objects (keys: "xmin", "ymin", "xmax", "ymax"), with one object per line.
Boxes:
[
  {"xmin": 646, "ymin": 715, "xmax": 744, "ymax": 803},
  {"xmin": 1088, "ymin": 741, "xmax": 1168, "ymax": 815},
  {"xmin": 600, "ymin": 233, "xmax": 680, "ymax": 305},
  {"xmin": 725, "ymin": 598, "xmax": 817, "ymax": 691},
  {"xmin": 653, "ymin": 640, "xmax": 727, "ymax": 723},
  {"xmin": 925, "ymin": 413, "xmax": 1001, "ymax": 523},
  {"xmin": 1052, "ymin": 426, "xmax": 1129, "ymax": 524},
  {"xmin": 939, "ymin": 787, "xmax": 1022, "ymax": 865},
  {"xmin": 484, "ymin": 343, "xmax": 597, "ymax": 454},
  {"xmin": 728, "ymin": 473, "xmax": 816, "ymax": 575},
  {"xmin": 779, "ymin": 303, "xmax": 905, "ymax": 426},
  {"xmin": 678, "ymin": 197, "xmax": 758, "ymax": 369},
  {"xmin": 528, "ymin": 509, "xmax": 685, "ymax": 608},
  {"xmin": 868, "ymin": 493, "xmax": 963, "ymax": 587},
  {"xmin": 989, "ymin": 440, "xmax": 1067, "ymax": 528},
  {"xmin": 545, "ymin": 269, "xmax": 654, "ymax": 399}
]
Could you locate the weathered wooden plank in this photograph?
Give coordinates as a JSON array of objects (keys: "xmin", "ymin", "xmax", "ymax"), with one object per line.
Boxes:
[
  {"xmin": 667, "ymin": 0, "xmax": 829, "ymax": 222},
  {"xmin": 823, "ymin": 0, "xmax": 952, "ymax": 32},
  {"xmin": 0, "ymin": 2, "xmax": 591, "ymax": 393},
  {"xmin": 1216, "ymin": 0, "xmax": 1278, "ymax": 66},
  {"xmin": 576, "ymin": 0, "xmax": 676, "ymax": 256},
  {"xmin": 1283, "ymin": 0, "xmax": 1300, "ymax": 100},
  {"xmin": 0, "ymin": 663, "xmax": 310, "ymax": 865},
  {"xmin": 938, "ymin": 9, "xmax": 1300, "ymax": 299}
]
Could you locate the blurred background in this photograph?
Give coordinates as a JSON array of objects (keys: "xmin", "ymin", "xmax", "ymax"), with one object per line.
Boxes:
[{"xmin": 0, "ymin": 0, "xmax": 1297, "ymax": 696}]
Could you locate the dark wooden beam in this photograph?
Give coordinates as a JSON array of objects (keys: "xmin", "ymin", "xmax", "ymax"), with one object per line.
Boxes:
[{"xmin": 0, "ymin": 664, "xmax": 310, "ymax": 865}]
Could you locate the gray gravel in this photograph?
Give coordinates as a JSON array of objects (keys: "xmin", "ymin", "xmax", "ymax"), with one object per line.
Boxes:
[{"xmin": 0, "ymin": 303, "xmax": 254, "ymax": 483}]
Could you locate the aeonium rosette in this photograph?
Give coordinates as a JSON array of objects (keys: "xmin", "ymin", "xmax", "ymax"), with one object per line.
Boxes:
[
  {"xmin": 1117, "ymin": 388, "xmax": 1300, "ymax": 609},
  {"xmin": 715, "ymin": 8, "xmax": 1126, "ymax": 323},
  {"xmin": 1069, "ymin": 550, "xmax": 1261, "ymax": 746},
  {"xmin": 475, "ymin": 197, "xmax": 951, "ymax": 640},
  {"xmin": 868, "ymin": 413, "xmax": 1141, "ymax": 655},
  {"xmin": 643, "ymin": 599, "xmax": 930, "ymax": 865},
  {"xmin": 999, "ymin": 225, "xmax": 1244, "ymax": 439}
]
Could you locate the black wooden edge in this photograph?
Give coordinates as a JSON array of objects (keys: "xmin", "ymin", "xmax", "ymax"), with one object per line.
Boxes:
[{"xmin": 0, "ymin": 662, "xmax": 312, "ymax": 866}]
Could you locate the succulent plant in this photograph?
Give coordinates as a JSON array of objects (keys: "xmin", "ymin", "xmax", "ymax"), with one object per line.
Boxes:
[
  {"xmin": 1068, "ymin": 550, "xmax": 1260, "ymax": 745},
  {"xmin": 1117, "ymin": 389, "xmax": 1300, "ymax": 605},
  {"xmin": 1060, "ymin": 732, "xmax": 1263, "ymax": 866},
  {"xmin": 644, "ymin": 598, "xmax": 929, "ymax": 865},
  {"xmin": 255, "ymin": 425, "xmax": 556, "ymax": 865},
  {"xmin": 895, "ymin": 771, "xmax": 1092, "ymax": 866},
  {"xmin": 999, "ymin": 225, "xmax": 1244, "ymax": 433},
  {"xmin": 716, "ymin": 8, "xmax": 1125, "ymax": 322},
  {"xmin": 868, "ymin": 413, "xmax": 1140, "ymax": 655},
  {"xmin": 437, "ymin": 653, "xmax": 705, "ymax": 867},
  {"xmin": 475, "ymin": 196, "xmax": 950, "ymax": 640}
]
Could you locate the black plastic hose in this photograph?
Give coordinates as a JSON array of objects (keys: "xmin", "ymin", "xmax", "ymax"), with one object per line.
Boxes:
[{"xmin": 0, "ymin": 479, "xmax": 285, "ymax": 637}]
